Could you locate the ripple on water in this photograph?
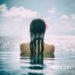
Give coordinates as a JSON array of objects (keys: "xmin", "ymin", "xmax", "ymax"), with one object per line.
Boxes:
[{"xmin": 0, "ymin": 52, "xmax": 75, "ymax": 75}]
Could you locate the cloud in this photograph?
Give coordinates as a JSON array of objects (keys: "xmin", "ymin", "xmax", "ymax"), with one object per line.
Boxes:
[
  {"xmin": 48, "ymin": 8, "xmax": 56, "ymax": 14},
  {"xmin": 43, "ymin": 17, "xmax": 51, "ymax": 21},
  {"xmin": 0, "ymin": 4, "xmax": 7, "ymax": 15},
  {"xmin": 72, "ymin": 14, "xmax": 75, "ymax": 20},
  {"xmin": 0, "ymin": 4, "xmax": 38, "ymax": 18},
  {"xmin": 61, "ymin": 14, "xmax": 69, "ymax": 19},
  {"xmin": 13, "ymin": 17, "xmax": 24, "ymax": 22}
]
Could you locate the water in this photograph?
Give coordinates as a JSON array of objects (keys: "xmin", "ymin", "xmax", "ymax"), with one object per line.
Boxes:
[{"xmin": 0, "ymin": 36, "xmax": 75, "ymax": 75}]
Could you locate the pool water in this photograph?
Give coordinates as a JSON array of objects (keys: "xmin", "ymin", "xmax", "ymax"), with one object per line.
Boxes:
[{"xmin": 0, "ymin": 36, "xmax": 75, "ymax": 75}]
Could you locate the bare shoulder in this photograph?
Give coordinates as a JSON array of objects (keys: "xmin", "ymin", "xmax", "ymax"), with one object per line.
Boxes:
[
  {"xmin": 44, "ymin": 43, "xmax": 55, "ymax": 53},
  {"xmin": 44, "ymin": 43, "xmax": 55, "ymax": 48},
  {"xmin": 20, "ymin": 42, "xmax": 30, "ymax": 56},
  {"xmin": 20, "ymin": 43, "xmax": 29, "ymax": 47},
  {"xmin": 20, "ymin": 43, "xmax": 30, "ymax": 51},
  {"xmin": 20, "ymin": 43, "xmax": 25, "ymax": 49},
  {"xmin": 49, "ymin": 44, "xmax": 55, "ymax": 49},
  {"xmin": 49, "ymin": 44, "xmax": 55, "ymax": 53}
]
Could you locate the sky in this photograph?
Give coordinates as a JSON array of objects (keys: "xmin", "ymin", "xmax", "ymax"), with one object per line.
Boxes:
[{"xmin": 0, "ymin": 0, "xmax": 75, "ymax": 37}]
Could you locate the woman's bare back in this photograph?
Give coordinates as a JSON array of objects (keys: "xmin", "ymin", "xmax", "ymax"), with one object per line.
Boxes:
[{"xmin": 20, "ymin": 43, "xmax": 55, "ymax": 58}]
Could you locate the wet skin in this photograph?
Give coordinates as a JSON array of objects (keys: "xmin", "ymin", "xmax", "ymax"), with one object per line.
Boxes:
[{"xmin": 20, "ymin": 42, "xmax": 55, "ymax": 58}]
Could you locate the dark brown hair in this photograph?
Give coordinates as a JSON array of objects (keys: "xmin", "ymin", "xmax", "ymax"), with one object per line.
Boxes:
[{"xmin": 30, "ymin": 19, "xmax": 46, "ymax": 55}]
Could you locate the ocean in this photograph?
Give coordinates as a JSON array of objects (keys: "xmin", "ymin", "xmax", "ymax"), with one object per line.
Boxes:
[{"xmin": 0, "ymin": 36, "xmax": 75, "ymax": 75}]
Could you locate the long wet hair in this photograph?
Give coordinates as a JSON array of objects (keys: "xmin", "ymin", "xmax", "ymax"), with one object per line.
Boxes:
[{"xmin": 30, "ymin": 19, "xmax": 46, "ymax": 55}]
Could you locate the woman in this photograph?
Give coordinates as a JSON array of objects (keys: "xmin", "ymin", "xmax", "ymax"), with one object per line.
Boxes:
[{"xmin": 20, "ymin": 19, "xmax": 55, "ymax": 58}]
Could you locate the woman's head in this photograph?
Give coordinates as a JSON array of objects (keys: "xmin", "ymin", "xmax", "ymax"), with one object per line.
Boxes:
[
  {"xmin": 30, "ymin": 19, "xmax": 46, "ymax": 54},
  {"xmin": 30, "ymin": 19, "xmax": 46, "ymax": 35}
]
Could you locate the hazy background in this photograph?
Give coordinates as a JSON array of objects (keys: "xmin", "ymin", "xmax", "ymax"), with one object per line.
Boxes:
[{"xmin": 0, "ymin": 0, "xmax": 75, "ymax": 39}]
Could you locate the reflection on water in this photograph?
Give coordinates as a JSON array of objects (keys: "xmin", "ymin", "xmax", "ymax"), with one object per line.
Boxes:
[
  {"xmin": 29, "ymin": 54, "xmax": 44, "ymax": 75},
  {"xmin": 30, "ymin": 54, "xmax": 44, "ymax": 64},
  {"xmin": 21, "ymin": 54, "xmax": 44, "ymax": 75}
]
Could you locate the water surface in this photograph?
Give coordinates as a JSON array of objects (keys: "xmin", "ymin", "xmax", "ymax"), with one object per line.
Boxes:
[{"xmin": 0, "ymin": 36, "xmax": 75, "ymax": 75}]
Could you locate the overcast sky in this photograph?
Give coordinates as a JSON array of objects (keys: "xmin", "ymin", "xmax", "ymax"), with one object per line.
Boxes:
[{"xmin": 0, "ymin": 0, "xmax": 75, "ymax": 37}]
